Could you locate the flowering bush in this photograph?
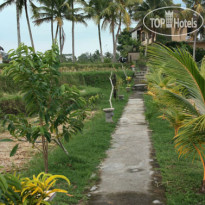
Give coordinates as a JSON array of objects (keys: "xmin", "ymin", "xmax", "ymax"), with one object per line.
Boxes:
[{"xmin": 126, "ymin": 76, "xmax": 132, "ymax": 82}]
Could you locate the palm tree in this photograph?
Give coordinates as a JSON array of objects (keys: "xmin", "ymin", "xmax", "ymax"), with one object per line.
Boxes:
[
  {"xmin": 102, "ymin": 0, "xmax": 137, "ymax": 62},
  {"xmin": 0, "ymin": 0, "xmax": 23, "ymax": 47},
  {"xmin": 182, "ymin": 0, "xmax": 205, "ymax": 61},
  {"xmin": 24, "ymin": 0, "xmax": 35, "ymax": 50},
  {"xmin": 148, "ymin": 44, "xmax": 205, "ymax": 191},
  {"xmin": 33, "ymin": 0, "xmax": 70, "ymax": 56},
  {"xmin": 160, "ymin": 109, "xmax": 187, "ymax": 136},
  {"xmin": 85, "ymin": 0, "xmax": 109, "ymax": 63},
  {"xmin": 32, "ymin": 0, "xmax": 55, "ymax": 44},
  {"xmin": 68, "ymin": 0, "xmax": 87, "ymax": 63}
]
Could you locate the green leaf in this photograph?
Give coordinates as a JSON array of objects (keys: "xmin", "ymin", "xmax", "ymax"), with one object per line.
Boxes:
[
  {"xmin": 0, "ymin": 139, "xmax": 14, "ymax": 142},
  {"xmin": 10, "ymin": 144, "xmax": 19, "ymax": 157}
]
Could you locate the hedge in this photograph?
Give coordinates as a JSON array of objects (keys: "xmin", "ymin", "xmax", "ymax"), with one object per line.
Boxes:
[
  {"xmin": 0, "ymin": 70, "xmax": 134, "ymax": 93},
  {"xmin": 0, "ymin": 71, "xmax": 134, "ymax": 116},
  {"xmin": 60, "ymin": 70, "xmax": 134, "ymax": 87},
  {"xmin": 0, "ymin": 63, "xmax": 125, "ymax": 72}
]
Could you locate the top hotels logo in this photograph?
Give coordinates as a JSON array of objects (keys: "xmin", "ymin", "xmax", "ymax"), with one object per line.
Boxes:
[
  {"xmin": 165, "ymin": 11, "xmax": 174, "ymax": 28},
  {"xmin": 143, "ymin": 6, "xmax": 204, "ymax": 37}
]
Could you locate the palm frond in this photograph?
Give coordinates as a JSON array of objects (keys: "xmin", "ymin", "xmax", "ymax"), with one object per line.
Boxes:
[{"xmin": 148, "ymin": 44, "xmax": 205, "ymax": 114}]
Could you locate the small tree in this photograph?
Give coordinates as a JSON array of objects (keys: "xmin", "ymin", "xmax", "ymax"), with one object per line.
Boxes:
[{"xmin": 3, "ymin": 44, "xmax": 86, "ymax": 173}]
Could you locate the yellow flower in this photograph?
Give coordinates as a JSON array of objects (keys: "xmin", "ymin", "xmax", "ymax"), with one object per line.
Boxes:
[{"xmin": 126, "ymin": 76, "xmax": 132, "ymax": 82}]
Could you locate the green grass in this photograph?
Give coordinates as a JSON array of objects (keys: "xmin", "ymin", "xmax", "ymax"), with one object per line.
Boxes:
[
  {"xmin": 23, "ymin": 87, "xmax": 130, "ymax": 204},
  {"xmin": 79, "ymin": 86, "xmax": 102, "ymax": 98},
  {"xmin": 144, "ymin": 95, "xmax": 205, "ymax": 205}
]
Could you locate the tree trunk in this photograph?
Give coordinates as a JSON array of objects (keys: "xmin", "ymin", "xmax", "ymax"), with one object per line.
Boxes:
[
  {"xmin": 51, "ymin": 18, "xmax": 54, "ymax": 44},
  {"xmin": 72, "ymin": 21, "xmax": 75, "ymax": 62},
  {"xmin": 42, "ymin": 136, "xmax": 48, "ymax": 173},
  {"xmin": 98, "ymin": 22, "xmax": 104, "ymax": 63},
  {"xmin": 16, "ymin": 3, "xmax": 21, "ymax": 47},
  {"xmin": 24, "ymin": 0, "xmax": 35, "ymax": 50},
  {"xmin": 174, "ymin": 127, "xmax": 179, "ymax": 137},
  {"xmin": 145, "ymin": 33, "xmax": 149, "ymax": 57},
  {"xmin": 54, "ymin": 139, "xmax": 69, "ymax": 156},
  {"xmin": 55, "ymin": 24, "xmax": 59, "ymax": 41},
  {"xmin": 193, "ymin": 144, "xmax": 205, "ymax": 192},
  {"xmin": 72, "ymin": 1, "xmax": 75, "ymax": 63},
  {"xmin": 51, "ymin": 3, "xmax": 54, "ymax": 44},
  {"xmin": 112, "ymin": 74, "xmax": 117, "ymax": 99},
  {"xmin": 59, "ymin": 26, "xmax": 62, "ymax": 57},
  {"xmin": 112, "ymin": 22, "xmax": 116, "ymax": 62},
  {"xmin": 193, "ymin": 31, "xmax": 197, "ymax": 61},
  {"xmin": 113, "ymin": 13, "xmax": 122, "ymax": 63}
]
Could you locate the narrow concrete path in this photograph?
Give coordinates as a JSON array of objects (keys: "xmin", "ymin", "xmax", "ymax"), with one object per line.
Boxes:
[{"xmin": 89, "ymin": 92, "xmax": 164, "ymax": 205}]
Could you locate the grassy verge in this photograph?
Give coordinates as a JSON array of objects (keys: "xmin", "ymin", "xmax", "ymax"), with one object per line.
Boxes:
[
  {"xmin": 23, "ymin": 87, "xmax": 130, "ymax": 204},
  {"xmin": 144, "ymin": 95, "xmax": 205, "ymax": 205}
]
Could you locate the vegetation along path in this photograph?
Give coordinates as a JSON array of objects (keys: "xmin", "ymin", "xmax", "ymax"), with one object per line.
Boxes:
[{"xmin": 89, "ymin": 92, "xmax": 165, "ymax": 205}]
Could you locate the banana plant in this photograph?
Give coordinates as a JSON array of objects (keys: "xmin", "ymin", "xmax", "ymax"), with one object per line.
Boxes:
[{"xmin": 148, "ymin": 44, "xmax": 205, "ymax": 191}]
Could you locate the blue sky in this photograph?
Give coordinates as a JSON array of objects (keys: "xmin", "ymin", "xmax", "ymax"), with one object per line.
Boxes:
[{"xmin": 0, "ymin": 0, "xmax": 185, "ymax": 56}]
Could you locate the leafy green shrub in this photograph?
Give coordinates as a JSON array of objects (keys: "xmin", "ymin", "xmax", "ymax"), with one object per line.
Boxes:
[
  {"xmin": 3, "ymin": 44, "xmax": 87, "ymax": 173},
  {"xmin": 0, "ymin": 64, "xmax": 7, "ymax": 70},
  {"xmin": 0, "ymin": 75, "xmax": 19, "ymax": 93}
]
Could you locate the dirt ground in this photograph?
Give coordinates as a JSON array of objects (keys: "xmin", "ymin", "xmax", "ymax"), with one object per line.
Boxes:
[
  {"xmin": 0, "ymin": 111, "xmax": 96, "ymax": 173},
  {"xmin": 0, "ymin": 131, "xmax": 40, "ymax": 173}
]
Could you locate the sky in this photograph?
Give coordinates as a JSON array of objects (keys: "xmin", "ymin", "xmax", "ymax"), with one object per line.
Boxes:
[{"xmin": 0, "ymin": 0, "xmax": 185, "ymax": 57}]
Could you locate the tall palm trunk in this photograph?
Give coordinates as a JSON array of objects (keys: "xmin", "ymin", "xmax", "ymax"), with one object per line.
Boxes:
[
  {"xmin": 51, "ymin": 3, "xmax": 54, "ymax": 44},
  {"xmin": 24, "ymin": 0, "xmax": 35, "ymax": 50},
  {"xmin": 59, "ymin": 26, "xmax": 62, "ymax": 57},
  {"xmin": 55, "ymin": 24, "xmax": 59, "ymax": 40},
  {"xmin": 51, "ymin": 18, "xmax": 54, "ymax": 44},
  {"xmin": 16, "ymin": 3, "xmax": 21, "ymax": 47},
  {"xmin": 112, "ymin": 21, "xmax": 116, "ymax": 62},
  {"xmin": 193, "ymin": 31, "xmax": 197, "ymax": 61},
  {"xmin": 72, "ymin": 1, "xmax": 75, "ymax": 63},
  {"xmin": 114, "ymin": 14, "xmax": 122, "ymax": 62},
  {"xmin": 72, "ymin": 21, "xmax": 75, "ymax": 62},
  {"xmin": 98, "ymin": 22, "xmax": 104, "ymax": 63}
]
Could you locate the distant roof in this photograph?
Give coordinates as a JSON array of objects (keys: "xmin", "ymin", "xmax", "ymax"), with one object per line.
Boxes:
[{"xmin": 130, "ymin": 23, "xmax": 143, "ymax": 33}]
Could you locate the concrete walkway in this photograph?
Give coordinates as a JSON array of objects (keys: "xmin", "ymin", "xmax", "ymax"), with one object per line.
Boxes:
[{"xmin": 89, "ymin": 92, "xmax": 164, "ymax": 205}]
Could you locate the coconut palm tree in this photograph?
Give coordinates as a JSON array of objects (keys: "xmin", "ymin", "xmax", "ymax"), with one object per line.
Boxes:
[
  {"xmin": 67, "ymin": 0, "xmax": 88, "ymax": 62},
  {"xmin": 24, "ymin": 0, "xmax": 35, "ymax": 50},
  {"xmin": 33, "ymin": 0, "xmax": 70, "ymax": 57},
  {"xmin": 84, "ymin": 0, "xmax": 109, "ymax": 63},
  {"xmin": 0, "ymin": 0, "xmax": 23, "ymax": 47},
  {"xmin": 182, "ymin": 0, "xmax": 205, "ymax": 61},
  {"xmin": 32, "ymin": 0, "xmax": 55, "ymax": 44},
  {"xmin": 148, "ymin": 44, "xmax": 205, "ymax": 191},
  {"xmin": 102, "ymin": 0, "xmax": 138, "ymax": 62}
]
